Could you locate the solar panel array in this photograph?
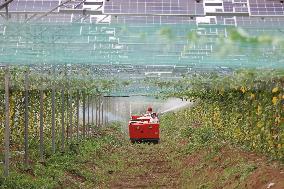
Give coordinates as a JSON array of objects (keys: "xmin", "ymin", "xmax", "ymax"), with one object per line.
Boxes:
[
  {"xmin": 0, "ymin": 0, "xmax": 283, "ymax": 24},
  {"xmin": 249, "ymin": 0, "xmax": 284, "ymax": 16},
  {"xmin": 0, "ymin": 0, "xmax": 91, "ymax": 23},
  {"xmin": 111, "ymin": 15, "xmax": 196, "ymax": 24},
  {"xmin": 223, "ymin": 0, "xmax": 249, "ymax": 13},
  {"xmin": 103, "ymin": 0, "xmax": 204, "ymax": 15},
  {"xmin": 5, "ymin": 0, "xmax": 60, "ymax": 12},
  {"xmin": 236, "ymin": 16, "xmax": 284, "ymax": 27}
]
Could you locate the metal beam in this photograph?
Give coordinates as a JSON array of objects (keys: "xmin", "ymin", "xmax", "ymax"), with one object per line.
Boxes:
[
  {"xmin": 97, "ymin": 15, "xmax": 110, "ymax": 23},
  {"xmin": 0, "ymin": 13, "xmax": 5, "ymax": 19},
  {"xmin": 0, "ymin": 0, "xmax": 13, "ymax": 11},
  {"xmin": 25, "ymin": 13, "xmax": 38, "ymax": 22},
  {"xmin": 59, "ymin": 9, "xmax": 103, "ymax": 15},
  {"xmin": 0, "ymin": 11, "xmax": 61, "ymax": 14},
  {"xmin": 84, "ymin": 2, "xmax": 103, "ymax": 6},
  {"xmin": 72, "ymin": 14, "xmax": 90, "ymax": 22},
  {"xmin": 74, "ymin": 0, "xmax": 87, "ymax": 9},
  {"xmin": 205, "ymin": 12, "xmax": 249, "ymax": 16},
  {"xmin": 5, "ymin": 0, "xmax": 8, "ymax": 19},
  {"xmin": 104, "ymin": 13, "xmax": 205, "ymax": 17}
]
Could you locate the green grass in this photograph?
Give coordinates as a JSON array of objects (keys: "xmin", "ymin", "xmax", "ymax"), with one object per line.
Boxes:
[
  {"xmin": 0, "ymin": 124, "xmax": 124, "ymax": 189},
  {"xmin": 159, "ymin": 110, "xmax": 269, "ymax": 189},
  {"xmin": 1, "ymin": 109, "xmax": 282, "ymax": 188}
]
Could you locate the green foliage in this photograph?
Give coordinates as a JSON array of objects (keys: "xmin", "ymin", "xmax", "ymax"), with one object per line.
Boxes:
[
  {"xmin": 159, "ymin": 27, "xmax": 175, "ymax": 40},
  {"xmin": 222, "ymin": 162, "xmax": 257, "ymax": 182},
  {"xmin": 186, "ymin": 127, "xmax": 219, "ymax": 154},
  {"xmin": 159, "ymin": 70, "xmax": 284, "ymax": 161},
  {"xmin": 0, "ymin": 65, "xmax": 125, "ymax": 163},
  {"xmin": 161, "ymin": 109, "xmax": 261, "ymax": 188},
  {"xmin": 228, "ymin": 28, "xmax": 282, "ymax": 45},
  {"xmin": 0, "ymin": 126, "xmax": 123, "ymax": 188}
]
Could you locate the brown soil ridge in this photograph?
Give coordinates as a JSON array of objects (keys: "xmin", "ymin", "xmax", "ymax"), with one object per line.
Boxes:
[
  {"xmin": 99, "ymin": 142, "xmax": 284, "ymax": 189},
  {"xmin": 108, "ymin": 143, "xmax": 182, "ymax": 189}
]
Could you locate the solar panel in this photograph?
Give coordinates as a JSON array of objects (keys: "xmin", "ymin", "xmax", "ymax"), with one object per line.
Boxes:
[
  {"xmin": 249, "ymin": 0, "xmax": 284, "ymax": 16},
  {"xmin": 103, "ymin": 0, "xmax": 204, "ymax": 16},
  {"xmin": 236, "ymin": 16, "xmax": 284, "ymax": 27},
  {"xmin": 223, "ymin": 1, "xmax": 249, "ymax": 13},
  {"xmin": 204, "ymin": 0, "xmax": 249, "ymax": 16},
  {"xmin": 112, "ymin": 15, "xmax": 196, "ymax": 24},
  {"xmin": 3, "ymin": 0, "xmax": 60, "ymax": 12}
]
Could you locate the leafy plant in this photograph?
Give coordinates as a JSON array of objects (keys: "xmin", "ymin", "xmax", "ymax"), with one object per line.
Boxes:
[{"xmin": 158, "ymin": 69, "xmax": 284, "ymax": 161}]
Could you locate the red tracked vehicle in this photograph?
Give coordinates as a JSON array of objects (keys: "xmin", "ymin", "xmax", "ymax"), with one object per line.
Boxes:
[{"xmin": 128, "ymin": 112, "xmax": 160, "ymax": 144}]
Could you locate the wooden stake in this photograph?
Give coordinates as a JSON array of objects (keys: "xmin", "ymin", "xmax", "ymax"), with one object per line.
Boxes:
[
  {"xmin": 4, "ymin": 67, "xmax": 10, "ymax": 177},
  {"xmin": 39, "ymin": 89, "xmax": 44, "ymax": 162},
  {"xmin": 51, "ymin": 87, "xmax": 56, "ymax": 154},
  {"xmin": 24, "ymin": 71, "xmax": 29, "ymax": 164},
  {"xmin": 61, "ymin": 89, "xmax": 65, "ymax": 152}
]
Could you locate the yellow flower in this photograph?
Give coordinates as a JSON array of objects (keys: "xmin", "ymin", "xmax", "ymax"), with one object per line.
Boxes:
[
  {"xmin": 257, "ymin": 105, "xmax": 262, "ymax": 115},
  {"xmin": 275, "ymin": 116, "xmax": 280, "ymax": 124},
  {"xmin": 278, "ymin": 144, "xmax": 282, "ymax": 149},
  {"xmin": 272, "ymin": 87, "xmax": 279, "ymax": 93},
  {"xmin": 240, "ymin": 86, "xmax": 246, "ymax": 93},
  {"xmin": 282, "ymin": 94, "xmax": 284, "ymax": 99},
  {"xmin": 219, "ymin": 88, "xmax": 224, "ymax": 95},
  {"xmin": 250, "ymin": 93, "xmax": 255, "ymax": 99},
  {"xmin": 272, "ymin": 97, "xmax": 278, "ymax": 105},
  {"xmin": 257, "ymin": 122, "xmax": 262, "ymax": 128}
]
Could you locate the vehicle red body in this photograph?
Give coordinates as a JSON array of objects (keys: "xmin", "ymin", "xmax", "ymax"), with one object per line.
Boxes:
[{"xmin": 128, "ymin": 115, "xmax": 160, "ymax": 143}]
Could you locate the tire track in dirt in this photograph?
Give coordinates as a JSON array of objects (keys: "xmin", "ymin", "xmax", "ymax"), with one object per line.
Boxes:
[
  {"xmin": 100, "ymin": 142, "xmax": 183, "ymax": 189},
  {"xmin": 94, "ymin": 127, "xmax": 284, "ymax": 189}
]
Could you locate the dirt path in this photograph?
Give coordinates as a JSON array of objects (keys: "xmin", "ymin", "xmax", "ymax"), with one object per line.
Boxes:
[
  {"xmin": 3, "ymin": 125, "xmax": 283, "ymax": 189},
  {"xmin": 94, "ymin": 137, "xmax": 284, "ymax": 189},
  {"xmin": 96, "ymin": 140, "xmax": 184, "ymax": 189}
]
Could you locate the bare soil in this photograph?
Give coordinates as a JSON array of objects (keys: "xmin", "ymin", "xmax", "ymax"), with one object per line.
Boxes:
[{"xmin": 95, "ymin": 140, "xmax": 284, "ymax": 189}]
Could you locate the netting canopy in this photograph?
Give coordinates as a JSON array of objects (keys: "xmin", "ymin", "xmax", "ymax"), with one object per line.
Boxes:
[
  {"xmin": 0, "ymin": 0, "xmax": 283, "ymax": 75},
  {"xmin": 0, "ymin": 22, "xmax": 283, "ymax": 68}
]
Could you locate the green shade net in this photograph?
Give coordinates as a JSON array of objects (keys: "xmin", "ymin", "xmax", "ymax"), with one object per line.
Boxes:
[{"xmin": 0, "ymin": 22, "xmax": 283, "ymax": 69}]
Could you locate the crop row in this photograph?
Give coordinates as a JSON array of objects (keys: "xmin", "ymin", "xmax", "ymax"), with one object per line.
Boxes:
[{"xmin": 156, "ymin": 70, "xmax": 284, "ymax": 161}]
